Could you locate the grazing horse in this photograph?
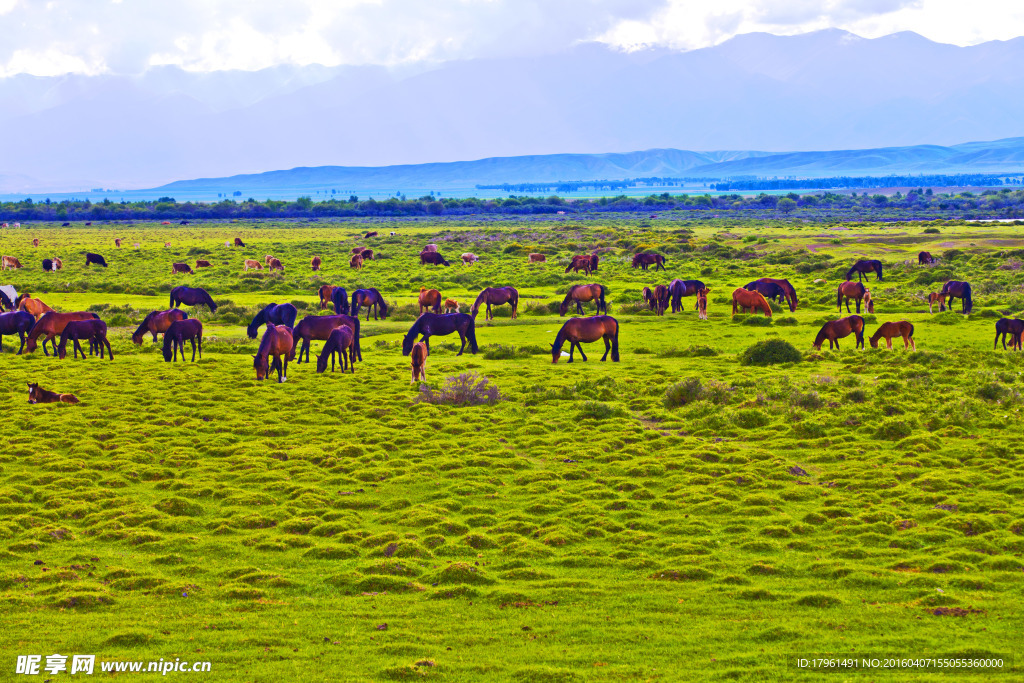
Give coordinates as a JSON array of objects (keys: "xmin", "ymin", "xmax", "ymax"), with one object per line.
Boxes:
[
  {"xmin": 812, "ymin": 315, "xmax": 865, "ymax": 350},
  {"xmin": 196, "ymin": 260, "xmax": 212, "ymax": 268},
  {"xmin": 732, "ymin": 288, "xmax": 772, "ymax": 316},
  {"xmin": 162, "ymin": 319, "xmax": 204, "ymax": 362},
  {"xmin": 642, "ymin": 287, "xmax": 658, "ymax": 311},
  {"xmin": 745, "ymin": 278, "xmax": 798, "ymax": 312},
  {"xmin": 331, "ymin": 286, "xmax": 351, "ymax": 315},
  {"xmin": 32, "ymin": 238, "xmax": 39, "ymax": 248},
  {"xmin": 994, "ymin": 318, "xmax": 1024, "ymax": 351},
  {"xmin": 939, "ymin": 281, "xmax": 973, "ymax": 314},
  {"xmin": 247, "ymin": 303, "xmax": 298, "ymax": 339},
  {"xmin": 2, "ymin": 255, "xmax": 23, "ymax": 270},
  {"xmin": 365, "ymin": 231, "xmax": 378, "ymax": 238},
  {"xmin": 410, "ymin": 341, "xmax": 428, "ymax": 383},
  {"xmin": 18, "ymin": 296, "xmax": 54, "ymax": 321},
  {"xmin": 351, "ymin": 247, "xmax": 366, "ymax": 254},
  {"xmin": 402, "ymin": 312, "xmax": 478, "ymax": 356},
  {"xmin": 318, "ymin": 285, "xmax": 336, "ymax": 310},
  {"xmin": 253, "ymin": 324, "xmax": 294, "ymax": 382},
  {"xmin": 0, "ymin": 311, "xmax": 34, "ymax": 353},
  {"xmin": 234, "ymin": 237, "xmax": 246, "ymax": 247},
  {"xmin": 461, "ymin": 252, "xmax": 478, "ymax": 264},
  {"xmin": 743, "ymin": 280, "xmax": 787, "ymax": 304},
  {"xmin": 927, "ymin": 292, "xmax": 946, "ymax": 313},
  {"xmin": 471, "ymin": 286, "xmax": 519, "ymax": 320},
  {"xmin": 361, "ymin": 249, "xmax": 374, "ymax": 260},
  {"xmin": 559, "ymin": 284, "xmax": 607, "ymax": 316},
  {"xmin": 565, "ymin": 255, "xmax": 593, "ymax": 275},
  {"xmin": 132, "ymin": 309, "xmax": 188, "ymax": 344},
  {"xmin": 697, "ymin": 287, "xmax": 709, "ymax": 320},
  {"xmin": 311, "ymin": 256, "xmax": 322, "ymax": 271},
  {"xmin": 870, "ymin": 321, "xmax": 915, "ymax": 350},
  {"xmin": 668, "ymin": 279, "xmax": 706, "ymax": 313},
  {"xmin": 837, "ymin": 281, "xmax": 874, "ymax": 314},
  {"xmin": 419, "ymin": 287, "xmax": 442, "ymax": 315},
  {"xmin": 58, "ymin": 319, "xmax": 113, "ymax": 360},
  {"xmin": 115, "ymin": 238, "xmax": 122, "ymax": 248},
  {"xmin": 351, "ymin": 288, "xmax": 388, "ymax": 321},
  {"xmin": 26, "ymin": 311, "xmax": 99, "ymax": 355},
  {"xmin": 551, "ymin": 315, "xmax": 619, "ymax": 363},
  {"xmin": 27, "ymin": 383, "xmax": 79, "ymax": 404},
  {"xmin": 316, "ymin": 326, "xmax": 356, "ymax": 374},
  {"xmin": 444, "ymin": 298, "xmax": 460, "ymax": 313},
  {"xmin": 170, "ymin": 286, "xmax": 217, "ymax": 312},
  {"xmin": 293, "ymin": 314, "xmax": 361, "ymax": 363},
  {"xmin": 846, "ymin": 259, "xmax": 883, "ymax": 282},
  {"xmin": 529, "ymin": 253, "xmax": 546, "ymax": 263},
  {"xmin": 0, "ymin": 286, "xmax": 13, "ymax": 312},
  {"xmin": 652, "ymin": 284, "xmax": 670, "ymax": 315},
  {"xmin": 244, "ymin": 259, "xmax": 262, "ymax": 271},
  {"xmin": 350, "ymin": 254, "xmax": 364, "ymax": 270},
  {"xmin": 631, "ymin": 253, "xmax": 666, "ymax": 271},
  {"xmin": 420, "ymin": 251, "xmax": 450, "ymax": 266},
  {"xmin": 171, "ymin": 262, "xmax": 194, "ymax": 275},
  {"xmin": 85, "ymin": 252, "xmax": 108, "ymax": 267},
  {"xmin": 918, "ymin": 251, "xmax": 936, "ymax": 265},
  {"xmin": 268, "ymin": 257, "xmax": 284, "ymax": 272}
]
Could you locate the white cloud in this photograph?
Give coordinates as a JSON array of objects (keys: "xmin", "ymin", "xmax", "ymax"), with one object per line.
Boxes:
[{"xmin": 0, "ymin": 0, "xmax": 1020, "ymax": 76}]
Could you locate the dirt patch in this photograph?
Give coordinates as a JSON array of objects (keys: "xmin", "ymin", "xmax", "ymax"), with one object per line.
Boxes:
[{"xmin": 932, "ymin": 607, "xmax": 985, "ymax": 617}]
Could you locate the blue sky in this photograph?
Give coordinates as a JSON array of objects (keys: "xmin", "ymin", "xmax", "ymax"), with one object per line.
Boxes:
[{"xmin": 0, "ymin": 0, "xmax": 1020, "ymax": 76}]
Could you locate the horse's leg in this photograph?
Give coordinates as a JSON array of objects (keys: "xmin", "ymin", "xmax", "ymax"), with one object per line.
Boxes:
[
  {"xmin": 190, "ymin": 338, "xmax": 196, "ymax": 362},
  {"xmin": 886, "ymin": 338, "xmax": 892, "ymax": 349},
  {"xmin": 577, "ymin": 342, "xmax": 588, "ymax": 362},
  {"xmin": 422, "ymin": 336, "xmax": 430, "ymax": 354},
  {"xmin": 282, "ymin": 356, "xmax": 288, "ymax": 382},
  {"xmin": 601, "ymin": 336, "xmax": 610, "ymax": 361},
  {"xmin": 17, "ymin": 332, "xmax": 25, "ymax": 354},
  {"xmin": 456, "ymin": 331, "xmax": 466, "ymax": 356}
]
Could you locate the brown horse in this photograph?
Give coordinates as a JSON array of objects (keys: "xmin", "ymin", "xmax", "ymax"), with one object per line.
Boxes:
[
  {"xmin": 461, "ymin": 252, "xmax": 478, "ymax": 264},
  {"xmin": 114, "ymin": 238, "xmax": 122, "ymax": 248},
  {"xmin": 234, "ymin": 237, "xmax": 245, "ymax": 247},
  {"xmin": 653, "ymin": 285, "xmax": 669, "ymax": 315},
  {"xmin": 254, "ymin": 324, "xmax": 294, "ymax": 382},
  {"xmin": 565, "ymin": 255, "xmax": 593, "ymax": 275},
  {"xmin": 26, "ymin": 311, "xmax": 99, "ymax": 355},
  {"xmin": 311, "ymin": 255, "xmax": 322, "ymax": 271},
  {"xmin": 870, "ymin": 321, "xmax": 915, "ymax": 350},
  {"xmin": 444, "ymin": 298, "xmax": 460, "ymax": 313},
  {"xmin": 351, "ymin": 288, "xmax": 388, "ymax": 321},
  {"xmin": 264, "ymin": 254, "xmax": 275, "ymax": 264},
  {"xmin": 631, "ymin": 253, "xmax": 666, "ymax": 271},
  {"xmin": 196, "ymin": 260, "xmax": 212, "ymax": 268},
  {"xmin": 32, "ymin": 238, "xmax": 39, "ymax": 248},
  {"xmin": 419, "ymin": 287, "xmax": 442, "ymax": 314},
  {"xmin": 351, "ymin": 247, "xmax": 366, "ymax": 254},
  {"xmin": 244, "ymin": 259, "xmax": 262, "ymax": 271},
  {"xmin": 732, "ymin": 288, "xmax": 772, "ymax": 316},
  {"xmin": 560, "ymin": 284, "xmax": 607, "ymax": 316},
  {"xmin": 132, "ymin": 309, "xmax": 188, "ymax": 344},
  {"xmin": 361, "ymin": 249, "xmax": 374, "ymax": 260},
  {"xmin": 318, "ymin": 285, "xmax": 335, "ymax": 310},
  {"xmin": 529, "ymin": 253, "xmax": 546, "ymax": 263},
  {"xmin": 316, "ymin": 326, "xmax": 356, "ymax": 374},
  {"xmin": 927, "ymin": 292, "xmax": 946, "ymax": 313},
  {"xmin": 410, "ymin": 341, "xmax": 428, "ymax": 383},
  {"xmin": 812, "ymin": 315, "xmax": 865, "ymax": 350},
  {"xmin": 18, "ymin": 296, "xmax": 54, "ymax": 321},
  {"xmin": 58, "ymin": 319, "xmax": 113, "ymax": 360},
  {"xmin": 918, "ymin": 251, "xmax": 936, "ymax": 265},
  {"xmin": 697, "ymin": 287, "xmax": 709, "ymax": 320},
  {"xmin": 365, "ymin": 231, "xmax": 378, "ymax": 238},
  {"xmin": 171, "ymin": 262, "xmax": 194, "ymax": 275},
  {"xmin": 642, "ymin": 287, "xmax": 658, "ymax": 311},
  {"xmin": 293, "ymin": 314, "xmax": 361, "ymax": 363},
  {"xmin": 837, "ymin": 281, "xmax": 874, "ymax": 314},
  {"xmin": 747, "ymin": 278, "xmax": 798, "ymax": 312},
  {"xmin": 268, "ymin": 257, "xmax": 284, "ymax": 272},
  {"xmin": 471, "ymin": 287, "xmax": 519, "ymax": 320},
  {"xmin": 28, "ymin": 382, "xmax": 79, "ymax": 404},
  {"xmin": 350, "ymin": 254, "xmax": 364, "ymax": 269},
  {"xmin": 419, "ymin": 251, "xmax": 449, "ymax": 266},
  {"xmin": 551, "ymin": 315, "xmax": 620, "ymax": 363}
]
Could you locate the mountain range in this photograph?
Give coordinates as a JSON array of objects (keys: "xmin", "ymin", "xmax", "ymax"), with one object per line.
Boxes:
[{"xmin": 2, "ymin": 29, "xmax": 1024, "ymax": 193}]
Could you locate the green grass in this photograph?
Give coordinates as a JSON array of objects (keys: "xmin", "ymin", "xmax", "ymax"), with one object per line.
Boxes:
[{"xmin": 1, "ymin": 217, "xmax": 1023, "ymax": 680}]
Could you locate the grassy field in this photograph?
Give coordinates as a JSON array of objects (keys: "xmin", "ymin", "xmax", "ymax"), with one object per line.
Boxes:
[{"xmin": 1, "ymin": 216, "xmax": 1023, "ymax": 681}]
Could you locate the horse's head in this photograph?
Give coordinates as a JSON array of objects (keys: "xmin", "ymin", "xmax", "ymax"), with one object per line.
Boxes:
[
  {"xmin": 253, "ymin": 354, "xmax": 268, "ymax": 380},
  {"xmin": 27, "ymin": 382, "xmax": 38, "ymax": 404},
  {"xmin": 25, "ymin": 337, "xmax": 36, "ymax": 352},
  {"xmin": 401, "ymin": 332, "xmax": 415, "ymax": 357},
  {"xmin": 57, "ymin": 345, "xmax": 66, "ymax": 360},
  {"xmin": 316, "ymin": 353, "xmax": 328, "ymax": 374},
  {"xmin": 550, "ymin": 342, "xmax": 561, "ymax": 364}
]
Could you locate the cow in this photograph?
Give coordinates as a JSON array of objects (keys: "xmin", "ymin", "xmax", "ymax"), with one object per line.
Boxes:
[
  {"xmin": 420, "ymin": 251, "xmax": 450, "ymax": 266},
  {"xmin": 171, "ymin": 262, "xmax": 194, "ymax": 275},
  {"xmin": 461, "ymin": 253, "xmax": 478, "ymax": 265},
  {"xmin": 365, "ymin": 231, "xmax": 378, "ymax": 238},
  {"xmin": 264, "ymin": 255, "xmax": 275, "ymax": 264},
  {"xmin": 85, "ymin": 253, "xmax": 108, "ymax": 267},
  {"xmin": 268, "ymin": 258, "xmax": 284, "ymax": 272},
  {"xmin": 244, "ymin": 259, "xmax": 262, "ymax": 271},
  {"xmin": 421, "ymin": 244, "xmax": 438, "ymax": 253},
  {"xmin": 350, "ymin": 254, "xmax": 364, "ymax": 270},
  {"xmin": 2, "ymin": 256, "xmax": 23, "ymax": 270},
  {"xmin": 529, "ymin": 253, "xmax": 546, "ymax": 263},
  {"xmin": 361, "ymin": 249, "xmax": 374, "ymax": 260},
  {"xmin": 195, "ymin": 260, "xmax": 212, "ymax": 268}
]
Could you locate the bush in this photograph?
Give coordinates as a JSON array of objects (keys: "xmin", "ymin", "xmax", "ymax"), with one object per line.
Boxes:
[
  {"xmin": 875, "ymin": 419, "xmax": 915, "ymax": 441},
  {"xmin": 741, "ymin": 315, "xmax": 773, "ymax": 327},
  {"xmin": 415, "ymin": 373, "xmax": 500, "ymax": 406},
  {"xmin": 733, "ymin": 409, "xmax": 771, "ymax": 429},
  {"xmin": 845, "ymin": 389, "xmax": 868, "ymax": 403},
  {"xmin": 923, "ymin": 227, "xmax": 940, "ymax": 234},
  {"xmin": 576, "ymin": 401, "xmax": 628, "ymax": 420},
  {"xmin": 775, "ymin": 317, "xmax": 798, "ymax": 326},
  {"xmin": 977, "ymin": 383, "xmax": 1010, "ymax": 402},
  {"xmin": 791, "ymin": 391, "xmax": 824, "ymax": 410},
  {"xmin": 740, "ymin": 339, "xmax": 802, "ymax": 366},
  {"xmin": 664, "ymin": 378, "xmax": 731, "ymax": 408},
  {"xmin": 656, "ymin": 344, "xmax": 718, "ymax": 358}
]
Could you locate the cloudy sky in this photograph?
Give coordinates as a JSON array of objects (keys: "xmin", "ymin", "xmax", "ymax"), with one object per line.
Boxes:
[{"xmin": 0, "ymin": 0, "xmax": 1021, "ymax": 77}]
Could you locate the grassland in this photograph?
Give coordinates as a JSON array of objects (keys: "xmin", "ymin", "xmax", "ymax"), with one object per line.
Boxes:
[{"xmin": 1, "ymin": 215, "xmax": 1023, "ymax": 681}]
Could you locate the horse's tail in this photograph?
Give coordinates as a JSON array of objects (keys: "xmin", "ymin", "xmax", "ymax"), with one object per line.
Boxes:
[
  {"xmin": 598, "ymin": 285, "xmax": 607, "ymax": 312},
  {"xmin": 90, "ymin": 312, "xmax": 100, "ymax": 319},
  {"xmin": 611, "ymin": 318, "xmax": 620, "ymax": 361},
  {"xmin": 836, "ymin": 287, "xmax": 842, "ymax": 311},
  {"xmin": 466, "ymin": 318, "xmax": 479, "ymax": 354},
  {"xmin": 964, "ymin": 283, "xmax": 973, "ymax": 313},
  {"xmin": 169, "ymin": 289, "xmax": 176, "ymax": 308},
  {"xmin": 877, "ymin": 262, "xmax": 883, "ymax": 281}
]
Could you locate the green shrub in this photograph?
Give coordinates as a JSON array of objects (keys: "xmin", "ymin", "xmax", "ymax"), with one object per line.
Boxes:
[
  {"xmin": 775, "ymin": 317, "xmax": 798, "ymax": 326},
  {"xmin": 664, "ymin": 378, "xmax": 731, "ymax": 408},
  {"xmin": 741, "ymin": 315, "xmax": 773, "ymax": 327},
  {"xmin": 923, "ymin": 227, "xmax": 940, "ymax": 234},
  {"xmin": 791, "ymin": 391, "xmax": 823, "ymax": 410},
  {"xmin": 740, "ymin": 339, "xmax": 802, "ymax": 366},
  {"xmin": 733, "ymin": 409, "xmax": 771, "ymax": 429},
  {"xmin": 577, "ymin": 402, "xmax": 628, "ymax": 420}
]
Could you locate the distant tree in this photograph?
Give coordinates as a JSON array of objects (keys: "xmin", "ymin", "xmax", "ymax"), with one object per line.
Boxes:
[{"xmin": 777, "ymin": 197, "xmax": 797, "ymax": 213}]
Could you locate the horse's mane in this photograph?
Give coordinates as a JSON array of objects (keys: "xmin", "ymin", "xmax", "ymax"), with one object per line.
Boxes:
[
  {"xmin": 404, "ymin": 315, "xmax": 423, "ymax": 341},
  {"xmin": 471, "ymin": 288, "xmax": 489, "ymax": 313},
  {"xmin": 134, "ymin": 311, "xmax": 157, "ymax": 339}
]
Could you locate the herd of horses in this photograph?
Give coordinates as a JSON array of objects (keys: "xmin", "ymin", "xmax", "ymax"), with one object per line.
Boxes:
[{"xmin": 0, "ymin": 239, "xmax": 1012, "ymax": 400}]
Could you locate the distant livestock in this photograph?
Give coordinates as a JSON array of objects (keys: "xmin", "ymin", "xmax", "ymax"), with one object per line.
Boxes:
[
  {"xmin": 444, "ymin": 298, "xmax": 460, "ymax": 314},
  {"xmin": 918, "ymin": 251, "xmax": 936, "ymax": 265},
  {"xmin": 421, "ymin": 244, "xmax": 438, "ymax": 253},
  {"xmin": 350, "ymin": 254, "xmax": 364, "ymax": 270},
  {"xmin": 32, "ymin": 238, "xmax": 39, "ymax": 248},
  {"xmin": 171, "ymin": 262, "xmax": 194, "ymax": 275},
  {"xmin": 244, "ymin": 259, "xmax": 262, "ymax": 271},
  {"xmin": 461, "ymin": 252, "xmax": 478, "ymax": 264},
  {"xmin": 365, "ymin": 231, "xmax": 378, "ymax": 238},
  {"xmin": 85, "ymin": 253, "xmax": 108, "ymax": 267},
  {"xmin": 2, "ymin": 256, "xmax": 23, "ymax": 270},
  {"xmin": 361, "ymin": 249, "xmax": 374, "ymax": 260},
  {"xmin": 420, "ymin": 251, "xmax": 450, "ymax": 266},
  {"xmin": 28, "ymin": 382, "xmax": 79, "ymax": 405},
  {"xmin": 267, "ymin": 258, "xmax": 284, "ymax": 272},
  {"xmin": 234, "ymin": 237, "xmax": 245, "ymax": 247},
  {"xmin": 115, "ymin": 238, "xmax": 122, "ymax": 248},
  {"xmin": 196, "ymin": 260, "xmax": 212, "ymax": 268},
  {"xmin": 410, "ymin": 341, "xmax": 428, "ymax": 383},
  {"xmin": 870, "ymin": 321, "xmax": 915, "ymax": 350},
  {"xmin": 631, "ymin": 253, "xmax": 666, "ymax": 271},
  {"xmin": 311, "ymin": 256, "xmax": 321, "ymax": 271},
  {"xmin": 529, "ymin": 253, "xmax": 546, "ymax": 263}
]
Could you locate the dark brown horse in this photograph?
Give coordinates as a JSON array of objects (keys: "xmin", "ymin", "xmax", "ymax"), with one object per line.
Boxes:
[
  {"xmin": 311, "ymin": 256, "xmax": 321, "ymax": 271},
  {"xmin": 551, "ymin": 315, "xmax": 619, "ymax": 363},
  {"xmin": 419, "ymin": 287, "xmax": 442, "ymax": 315},
  {"xmin": 171, "ymin": 262, "xmax": 194, "ymax": 275},
  {"xmin": 170, "ymin": 286, "xmax": 217, "ymax": 312},
  {"xmin": 85, "ymin": 252, "xmax": 108, "ymax": 267},
  {"xmin": 163, "ymin": 319, "xmax": 204, "ymax": 362},
  {"xmin": 846, "ymin": 259, "xmax": 883, "ymax": 282},
  {"xmin": 995, "ymin": 318, "xmax": 1024, "ymax": 350},
  {"xmin": 420, "ymin": 251, "xmax": 450, "ymax": 266},
  {"xmin": 351, "ymin": 288, "xmax": 388, "ymax": 320},
  {"xmin": 653, "ymin": 285, "xmax": 669, "ymax": 315},
  {"xmin": 564, "ymin": 255, "xmax": 593, "ymax": 275},
  {"xmin": 293, "ymin": 314, "xmax": 361, "ymax": 363},
  {"xmin": 254, "ymin": 324, "xmax": 294, "ymax": 382},
  {"xmin": 58, "ymin": 319, "xmax": 113, "ymax": 360},
  {"xmin": 870, "ymin": 321, "xmax": 915, "ymax": 350},
  {"xmin": 26, "ymin": 311, "xmax": 100, "ymax": 355},
  {"xmin": 642, "ymin": 287, "xmax": 658, "ymax": 311},
  {"xmin": 402, "ymin": 313, "xmax": 478, "ymax": 355},
  {"xmin": 559, "ymin": 284, "xmax": 607, "ymax": 316},
  {"xmin": 234, "ymin": 237, "xmax": 246, "ymax": 247},
  {"xmin": 745, "ymin": 278, "xmax": 797, "ymax": 312},
  {"xmin": 939, "ymin": 281, "xmax": 973, "ymax": 314},
  {"xmin": 28, "ymin": 382, "xmax": 79, "ymax": 404},
  {"xmin": 133, "ymin": 309, "xmax": 188, "ymax": 344},
  {"xmin": 318, "ymin": 285, "xmax": 335, "ymax": 310},
  {"xmin": 316, "ymin": 326, "xmax": 356, "ymax": 373},
  {"xmin": 837, "ymin": 281, "xmax": 874, "ymax": 314},
  {"xmin": 743, "ymin": 280, "xmax": 787, "ymax": 305},
  {"xmin": 812, "ymin": 315, "xmax": 865, "ymax": 350},
  {"xmin": 0, "ymin": 311, "xmax": 34, "ymax": 354},
  {"xmin": 471, "ymin": 287, "xmax": 519, "ymax": 320},
  {"xmin": 631, "ymin": 253, "xmax": 666, "ymax": 271},
  {"xmin": 668, "ymin": 279, "xmax": 706, "ymax": 313},
  {"xmin": 918, "ymin": 251, "xmax": 936, "ymax": 265}
]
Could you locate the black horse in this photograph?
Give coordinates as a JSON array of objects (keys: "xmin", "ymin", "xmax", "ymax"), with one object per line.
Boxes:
[
  {"xmin": 246, "ymin": 303, "xmax": 298, "ymax": 338},
  {"xmin": 0, "ymin": 289, "xmax": 13, "ymax": 311},
  {"xmin": 331, "ymin": 286, "xmax": 350, "ymax": 315},
  {"xmin": 162, "ymin": 319, "xmax": 204, "ymax": 362},
  {"xmin": 85, "ymin": 252, "xmax": 108, "ymax": 267},
  {"xmin": 170, "ymin": 286, "xmax": 218, "ymax": 313},
  {"xmin": 846, "ymin": 259, "xmax": 883, "ymax": 282},
  {"xmin": 402, "ymin": 312, "xmax": 478, "ymax": 356},
  {"xmin": 995, "ymin": 318, "xmax": 1024, "ymax": 350},
  {"xmin": 351, "ymin": 288, "xmax": 388, "ymax": 320},
  {"xmin": 918, "ymin": 251, "xmax": 936, "ymax": 265},
  {"xmin": 743, "ymin": 280, "xmax": 787, "ymax": 304},
  {"xmin": 939, "ymin": 280, "xmax": 973, "ymax": 314},
  {"xmin": 0, "ymin": 311, "xmax": 34, "ymax": 354},
  {"xmin": 668, "ymin": 279, "xmax": 706, "ymax": 314}
]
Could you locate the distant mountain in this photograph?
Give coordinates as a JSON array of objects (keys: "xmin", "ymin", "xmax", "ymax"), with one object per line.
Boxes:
[
  {"xmin": 3, "ymin": 29, "xmax": 1024, "ymax": 192},
  {"xmin": 156, "ymin": 138, "xmax": 1024, "ymax": 195}
]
